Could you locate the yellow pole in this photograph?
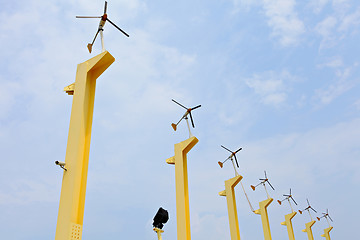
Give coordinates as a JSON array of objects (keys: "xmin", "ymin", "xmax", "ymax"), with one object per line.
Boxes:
[
  {"xmin": 154, "ymin": 228, "xmax": 164, "ymax": 240},
  {"xmin": 166, "ymin": 136, "xmax": 198, "ymax": 240},
  {"xmin": 219, "ymin": 175, "xmax": 243, "ymax": 240},
  {"xmin": 302, "ymin": 220, "xmax": 316, "ymax": 240},
  {"xmin": 281, "ymin": 212, "xmax": 297, "ymax": 240},
  {"xmin": 321, "ymin": 226, "xmax": 333, "ymax": 240},
  {"xmin": 55, "ymin": 51, "xmax": 115, "ymax": 240},
  {"xmin": 254, "ymin": 198, "xmax": 273, "ymax": 240}
]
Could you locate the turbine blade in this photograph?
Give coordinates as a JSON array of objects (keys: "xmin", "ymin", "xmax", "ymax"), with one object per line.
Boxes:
[
  {"xmin": 328, "ymin": 215, "xmax": 333, "ymax": 222},
  {"xmin": 191, "ymin": 104, "xmax": 201, "ymax": 110},
  {"xmin": 291, "ymin": 196, "xmax": 297, "ymax": 205},
  {"xmin": 311, "ymin": 207, "xmax": 317, "ymax": 213},
  {"xmin": 76, "ymin": 16, "xmax": 102, "ymax": 18},
  {"xmin": 290, "ymin": 188, "xmax": 292, "ymax": 195},
  {"xmin": 106, "ymin": 18, "xmax": 129, "ymax": 37},
  {"xmin": 221, "ymin": 145, "xmax": 233, "ymax": 153},
  {"xmin": 234, "ymin": 154, "xmax": 239, "ymax": 168},
  {"xmin": 235, "ymin": 147, "xmax": 242, "ymax": 153},
  {"xmin": 189, "ymin": 112, "xmax": 195, "ymax": 128},
  {"xmin": 104, "ymin": 1, "xmax": 107, "ymax": 14},
  {"xmin": 172, "ymin": 99, "xmax": 187, "ymax": 109},
  {"xmin": 307, "ymin": 198, "xmax": 310, "ymax": 206},
  {"xmin": 267, "ymin": 181, "xmax": 275, "ymax": 190},
  {"xmin": 264, "ymin": 170, "xmax": 267, "ymax": 178}
]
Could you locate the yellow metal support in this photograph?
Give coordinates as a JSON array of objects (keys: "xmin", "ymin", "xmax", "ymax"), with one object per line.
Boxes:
[
  {"xmin": 281, "ymin": 212, "xmax": 297, "ymax": 240},
  {"xmin": 154, "ymin": 228, "xmax": 164, "ymax": 240},
  {"xmin": 219, "ymin": 175, "xmax": 243, "ymax": 240},
  {"xmin": 166, "ymin": 136, "xmax": 198, "ymax": 240},
  {"xmin": 302, "ymin": 220, "xmax": 316, "ymax": 240},
  {"xmin": 321, "ymin": 226, "xmax": 333, "ymax": 240},
  {"xmin": 55, "ymin": 51, "xmax": 115, "ymax": 240},
  {"xmin": 254, "ymin": 198, "xmax": 273, "ymax": 240}
]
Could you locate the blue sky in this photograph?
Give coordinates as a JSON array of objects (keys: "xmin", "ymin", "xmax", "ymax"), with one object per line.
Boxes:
[{"xmin": 0, "ymin": 0, "xmax": 359, "ymax": 239}]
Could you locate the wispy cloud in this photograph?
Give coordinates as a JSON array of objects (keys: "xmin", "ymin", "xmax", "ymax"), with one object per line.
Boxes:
[
  {"xmin": 231, "ymin": 0, "xmax": 259, "ymax": 13},
  {"xmin": 354, "ymin": 98, "xmax": 360, "ymax": 110},
  {"xmin": 315, "ymin": 4, "xmax": 360, "ymax": 49},
  {"xmin": 262, "ymin": 0, "xmax": 305, "ymax": 46},
  {"xmin": 314, "ymin": 63, "xmax": 358, "ymax": 105},
  {"xmin": 244, "ymin": 70, "xmax": 298, "ymax": 106},
  {"xmin": 230, "ymin": 0, "xmax": 305, "ymax": 46},
  {"xmin": 332, "ymin": 0, "xmax": 352, "ymax": 15},
  {"xmin": 309, "ymin": 0, "xmax": 331, "ymax": 14},
  {"xmin": 315, "ymin": 16, "xmax": 338, "ymax": 49},
  {"xmin": 317, "ymin": 56, "xmax": 343, "ymax": 68},
  {"xmin": 338, "ymin": 6, "xmax": 360, "ymax": 32}
]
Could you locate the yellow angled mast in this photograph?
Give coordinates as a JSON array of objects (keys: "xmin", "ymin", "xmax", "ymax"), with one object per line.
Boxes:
[
  {"xmin": 277, "ymin": 188, "xmax": 298, "ymax": 240},
  {"xmin": 55, "ymin": 51, "xmax": 115, "ymax": 240},
  {"xmin": 167, "ymin": 99, "xmax": 201, "ymax": 240},
  {"xmin": 299, "ymin": 198, "xmax": 317, "ymax": 240},
  {"xmin": 250, "ymin": 171, "xmax": 275, "ymax": 240},
  {"xmin": 217, "ymin": 144, "xmax": 248, "ymax": 240},
  {"xmin": 219, "ymin": 175, "xmax": 243, "ymax": 240}
]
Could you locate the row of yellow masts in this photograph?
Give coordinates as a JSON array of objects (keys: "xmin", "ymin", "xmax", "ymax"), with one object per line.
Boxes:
[
  {"xmin": 164, "ymin": 135, "xmax": 333, "ymax": 240},
  {"xmin": 55, "ymin": 52, "xmax": 332, "ymax": 240}
]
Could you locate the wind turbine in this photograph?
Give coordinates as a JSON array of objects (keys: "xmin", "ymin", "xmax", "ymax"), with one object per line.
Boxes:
[
  {"xmin": 317, "ymin": 209, "xmax": 333, "ymax": 227},
  {"xmin": 299, "ymin": 198, "xmax": 317, "ymax": 220},
  {"xmin": 251, "ymin": 171, "xmax": 275, "ymax": 199},
  {"xmin": 277, "ymin": 188, "xmax": 298, "ymax": 212},
  {"xmin": 76, "ymin": 1, "xmax": 129, "ymax": 53},
  {"xmin": 218, "ymin": 145, "xmax": 242, "ymax": 176},
  {"xmin": 171, "ymin": 99, "xmax": 201, "ymax": 137}
]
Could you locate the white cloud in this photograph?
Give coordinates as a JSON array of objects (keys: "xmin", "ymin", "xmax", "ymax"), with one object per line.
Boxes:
[
  {"xmin": 332, "ymin": 0, "xmax": 352, "ymax": 14},
  {"xmin": 231, "ymin": 0, "xmax": 259, "ymax": 12},
  {"xmin": 317, "ymin": 56, "xmax": 343, "ymax": 68},
  {"xmin": 316, "ymin": 16, "xmax": 338, "ymax": 37},
  {"xmin": 354, "ymin": 98, "xmax": 360, "ymax": 110},
  {"xmin": 309, "ymin": 0, "xmax": 331, "ymax": 14},
  {"xmin": 230, "ymin": 0, "xmax": 305, "ymax": 46},
  {"xmin": 314, "ymin": 64, "xmax": 357, "ymax": 105},
  {"xmin": 338, "ymin": 7, "xmax": 360, "ymax": 32},
  {"xmin": 315, "ymin": 16, "xmax": 338, "ymax": 49},
  {"xmin": 262, "ymin": 0, "xmax": 305, "ymax": 46},
  {"xmin": 244, "ymin": 70, "xmax": 297, "ymax": 106},
  {"xmin": 315, "ymin": 5, "xmax": 360, "ymax": 49}
]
